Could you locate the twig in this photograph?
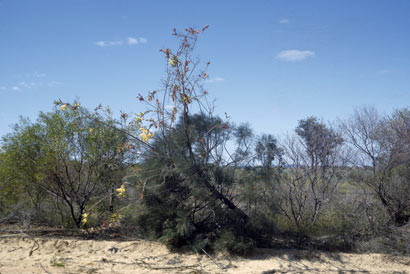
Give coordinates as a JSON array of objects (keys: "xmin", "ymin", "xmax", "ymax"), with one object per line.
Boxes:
[
  {"xmin": 96, "ymin": 258, "xmax": 200, "ymax": 271},
  {"xmin": 19, "ymin": 229, "xmax": 40, "ymax": 256},
  {"xmin": 201, "ymin": 248, "xmax": 226, "ymax": 271},
  {"xmin": 118, "ymin": 242, "xmax": 142, "ymax": 251},
  {"xmin": 38, "ymin": 263, "xmax": 52, "ymax": 274},
  {"xmin": 193, "ymin": 249, "xmax": 205, "ymax": 273},
  {"xmin": 134, "ymin": 258, "xmax": 200, "ymax": 270},
  {"xmin": 29, "ymin": 238, "xmax": 40, "ymax": 256}
]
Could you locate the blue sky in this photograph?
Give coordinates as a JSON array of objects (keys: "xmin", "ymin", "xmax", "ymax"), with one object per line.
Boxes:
[{"xmin": 1, "ymin": 0, "xmax": 410, "ymax": 137}]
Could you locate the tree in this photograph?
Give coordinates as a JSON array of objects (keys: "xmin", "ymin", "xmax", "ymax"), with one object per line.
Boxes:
[
  {"xmin": 278, "ymin": 117, "xmax": 345, "ymax": 228},
  {"xmin": 0, "ymin": 119, "xmax": 46, "ymax": 217},
  {"xmin": 341, "ymin": 107, "xmax": 410, "ymax": 226},
  {"xmin": 295, "ymin": 116, "xmax": 343, "ymax": 168},
  {"xmin": 383, "ymin": 109, "xmax": 410, "ymax": 225},
  {"xmin": 0, "ymin": 104, "xmax": 137, "ymax": 227},
  {"xmin": 255, "ymin": 133, "xmax": 283, "ymax": 171},
  {"xmin": 98, "ymin": 26, "xmax": 264, "ymax": 254}
]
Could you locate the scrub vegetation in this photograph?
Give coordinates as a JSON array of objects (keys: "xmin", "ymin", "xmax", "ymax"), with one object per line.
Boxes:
[{"xmin": 1, "ymin": 27, "xmax": 409, "ymax": 255}]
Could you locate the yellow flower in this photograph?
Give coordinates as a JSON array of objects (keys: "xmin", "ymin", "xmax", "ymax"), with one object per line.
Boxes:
[
  {"xmin": 60, "ymin": 104, "xmax": 68, "ymax": 111},
  {"xmin": 81, "ymin": 213, "xmax": 89, "ymax": 225},
  {"xmin": 169, "ymin": 56, "xmax": 178, "ymax": 67},
  {"xmin": 116, "ymin": 184, "xmax": 126, "ymax": 198},
  {"xmin": 136, "ymin": 112, "xmax": 144, "ymax": 123},
  {"xmin": 139, "ymin": 127, "xmax": 154, "ymax": 142},
  {"xmin": 182, "ymin": 94, "xmax": 191, "ymax": 104},
  {"xmin": 88, "ymin": 128, "xmax": 94, "ymax": 134}
]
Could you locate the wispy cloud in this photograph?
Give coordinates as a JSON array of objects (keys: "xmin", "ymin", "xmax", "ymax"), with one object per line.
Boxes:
[
  {"xmin": 377, "ymin": 69, "xmax": 390, "ymax": 75},
  {"xmin": 18, "ymin": 72, "xmax": 46, "ymax": 78},
  {"xmin": 276, "ymin": 50, "xmax": 315, "ymax": 62},
  {"xmin": 19, "ymin": 82, "xmax": 41, "ymax": 89},
  {"xmin": 206, "ymin": 77, "xmax": 225, "ymax": 83},
  {"xmin": 279, "ymin": 19, "xmax": 290, "ymax": 24},
  {"xmin": 138, "ymin": 37, "xmax": 148, "ymax": 44},
  {"xmin": 128, "ymin": 37, "xmax": 148, "ymax": 45},
  {"xmin": 128, "ymin": 37, "xmax": 138, "ymax": 45},
  {"xmin": 94, "ymin": 36, "xmax": 148, "ymax": 47},
  {"xmin": 48, "ymin": 81, "xmax": 63, "ymax": 88},
  {"xmin": 94, "ymin": 40, "xmax": 123, "ymax": 47},
  {"xmin": 33, "ymin": 72, "xmax": 46, "ymax": 78},
  {"xmin": 2, "ymin": 72, "xmax": 61, "ymax": 92}
]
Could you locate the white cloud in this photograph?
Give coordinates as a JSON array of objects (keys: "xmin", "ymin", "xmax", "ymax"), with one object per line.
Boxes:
[
  {"xmin": 138, "ymin": 37, "xmax": 148, "ymax": 44},
  {"xmin": 48, "ymin": 81, "xmax": 63, "ymax": 88},
  {"xmin": 95, "ymin": 36, "xmax": 147, "ymax": 47},
  {"xmin": 128, "ymin": 37, "xmax": 138, "ymax": 45},
  {"xmin": 94, "ymin": 40, "xmax": 123, "ymax": 47},
  {"xmin": 33, "ymin": 72, "xmax": 46, "ymax": 78},
  {"xmin": 1, "ymin": 73, "xmax": 50, "ymax": 92},
  {"xmin": 20, "ymin": 82, "xmax": 30, "ymax": 88},
  {"xmin": 23, "ymin": 72, "xmax": 46, "ymax": 78},
  {"xmin": 19, "ymin": 82, "xmax": 28, "ymax": 88},
  {"xmin": 206, "ymin": 77, "xmax": 225, "ymax": 83},
  {"xmin": 128, "ymin": 37, "xmax": 148, "ymax": 45},
  {"xmin": 279, "ymin": 19, "xmax": 290, "ymax": 24},
  {"xmin": 19, "ymin": 81, "xmax": 42, "ymax": 89},
  {"xmin": 276, "ymin": 50, "xmax": 315, "ymax": 62},
  {"xmin": 377, "ymin": 69, "xmax": 390, "ymax": 75},
  {"xmin": 94, "ymin": 41, "xmax": 106, "ymax": 47}
]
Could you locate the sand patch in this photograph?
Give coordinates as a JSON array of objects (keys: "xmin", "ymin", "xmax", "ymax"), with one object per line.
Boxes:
[{"xmin": 0, "ymin": 234, "xmax": 409, "ymax": 273}]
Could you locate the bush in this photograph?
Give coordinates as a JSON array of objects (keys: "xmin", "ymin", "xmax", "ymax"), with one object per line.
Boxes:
[{"xmin": 0, "ymin": 103, "xmax": 137, "ymax": 228}]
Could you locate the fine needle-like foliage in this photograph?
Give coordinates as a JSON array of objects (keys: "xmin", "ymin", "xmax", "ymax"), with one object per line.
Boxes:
[
  {"xmin": 114, "ymin": 26, "xmax": 264, "ymax": 254},
  {"xmin": 3, "ymin": 25, "xmax": 410, "ymax": 256}
]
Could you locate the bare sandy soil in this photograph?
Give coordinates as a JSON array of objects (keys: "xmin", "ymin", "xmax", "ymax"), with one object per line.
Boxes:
[{"xmin": 0, "ymin": 231, "xmax": 409, "ymax": 274}]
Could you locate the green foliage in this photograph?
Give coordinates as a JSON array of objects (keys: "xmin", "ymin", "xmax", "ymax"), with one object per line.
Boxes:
[
  {"xmin": 2, "ymin": 26, "xmax": 410, "ymax": 257},
  {"xmin": 50, "ymin": 256, "xmax": 65, "ymax": 267},
  {"xmin": 255, "ymin": 134, "xmax": 283, "ymax": 171},
  {"xmin": 213, "ymin": 230, "xmax": 255, "ymax": 255},
  {"xmin": 136, "ymin": 113, "xmax": 264, "ymax": 254},
  {"xmin": 295, "ymin": 116, "xmax": 343, "ymax": 165},
  {"xmin": 0, "ymin": 103, "xmax": 137, "ymax": 227},
  {"xmin": 0, "ymin": 119, "xmax": 46, "ymax": 216}
]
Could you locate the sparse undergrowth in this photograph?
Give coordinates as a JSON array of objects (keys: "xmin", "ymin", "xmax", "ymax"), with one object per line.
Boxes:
[{"xmin": 1, "ymin": 26, "xmax": 409, "ymax": 256}]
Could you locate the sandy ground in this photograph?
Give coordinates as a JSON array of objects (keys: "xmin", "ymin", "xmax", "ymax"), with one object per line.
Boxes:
[{"xmin": 0, "ymin": 233, "xmax": 409, "ymax": 274}]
